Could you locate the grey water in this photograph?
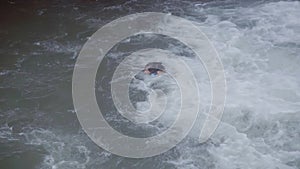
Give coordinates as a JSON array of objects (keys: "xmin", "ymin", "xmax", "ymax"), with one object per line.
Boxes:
[{"xmin": 1, "ymin": 0, "xmax": 300, "ymax": 169}]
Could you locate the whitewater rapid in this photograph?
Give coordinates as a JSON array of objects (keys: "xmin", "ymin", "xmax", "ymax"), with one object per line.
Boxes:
[{"xmin": 0, "ymin": 1, "xmax": 299, "ymax": 169}]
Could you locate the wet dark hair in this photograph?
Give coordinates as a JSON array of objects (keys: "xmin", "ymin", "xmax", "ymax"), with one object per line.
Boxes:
[
  {"xmin": 148, "ymin": 68, "xmax": 161, "ymax": 75},
  {"xmin": 145, "ymin": 62, "xmax": 165, "ymax": 71}
]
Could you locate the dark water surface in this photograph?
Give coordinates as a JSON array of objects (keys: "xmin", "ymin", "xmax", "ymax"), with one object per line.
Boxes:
[{"xmin": 1, "ymin": 0, "xmax": 300, "ymax": 169}]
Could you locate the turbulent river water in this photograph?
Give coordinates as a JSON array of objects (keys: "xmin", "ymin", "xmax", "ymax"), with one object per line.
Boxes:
[{"xmin": 1, "ymin": 0, "xmax": 300, "ymax": 169}]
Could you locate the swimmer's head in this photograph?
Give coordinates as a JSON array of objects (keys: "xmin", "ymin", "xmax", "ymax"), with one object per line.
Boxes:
[{"xmin": 143, "ymin": 62, "xmax": 166, "ymax": 76}]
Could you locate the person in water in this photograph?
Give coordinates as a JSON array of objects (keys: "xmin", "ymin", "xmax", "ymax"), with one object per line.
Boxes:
[{"xmin": 143, "ymin": 62, "xmax": 166, "ymax": 76}]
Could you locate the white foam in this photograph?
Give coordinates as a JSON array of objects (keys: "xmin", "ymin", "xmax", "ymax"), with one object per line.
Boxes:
[{"xmin": 172, "ymin": 1, "xmax": 300, "ymax": 168}]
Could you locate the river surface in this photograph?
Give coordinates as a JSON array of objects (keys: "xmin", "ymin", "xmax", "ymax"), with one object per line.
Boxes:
[{"xmin": 1, "ymin": 0, "xmax": 300, "ymax": 169}]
